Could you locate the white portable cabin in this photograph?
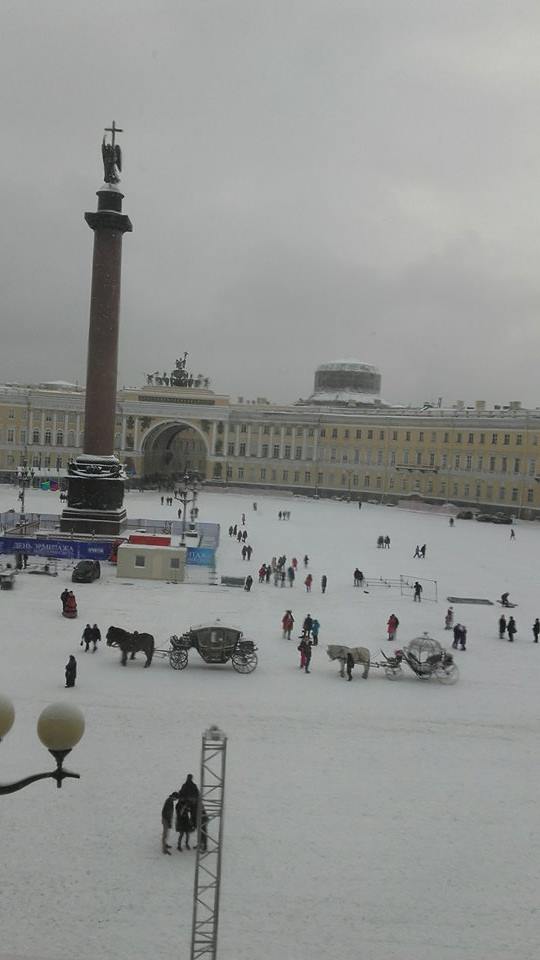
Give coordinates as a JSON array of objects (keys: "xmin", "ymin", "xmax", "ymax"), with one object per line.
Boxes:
[{"xmin": 116, "ymin": 543, "xmax": 187, "ymax": 582}]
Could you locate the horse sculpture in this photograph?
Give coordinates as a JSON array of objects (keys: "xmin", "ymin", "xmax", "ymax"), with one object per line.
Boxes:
[
  {"xmin": 106, "ymin": 625, "xmax": 155, "ymax": 667},
  {"xmin": 326, "ymin": 644, "xmax": 370, "ymax": 679}
]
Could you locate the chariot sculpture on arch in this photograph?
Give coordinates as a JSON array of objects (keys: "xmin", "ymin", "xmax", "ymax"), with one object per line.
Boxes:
[{"xmin": 101, "ymin": 121, "xmax": 123, "ymax": 184}]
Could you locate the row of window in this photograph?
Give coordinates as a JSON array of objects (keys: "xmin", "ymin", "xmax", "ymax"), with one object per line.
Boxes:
[{"xmin": 226, "ymin": 425, "xmax": 538, "ymax": 445}]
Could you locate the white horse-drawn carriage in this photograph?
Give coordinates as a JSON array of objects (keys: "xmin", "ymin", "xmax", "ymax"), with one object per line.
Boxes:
[{"xmin": 327, "ymin": 633, "xmax": 459, "ymax": 684}]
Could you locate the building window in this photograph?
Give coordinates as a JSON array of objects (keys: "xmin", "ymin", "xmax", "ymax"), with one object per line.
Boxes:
[
  {"xmin": 405, "ymin": 431, "xmax": 411, "ymax": 441},
  {"xmin": 478, "ymin": 455, "xmax": 483, "ymax": 470},
  {"xmin": 227, "ymin": 443, "xmax": 235, "ymax": 456},
  {"xmin": 504, "ymin": 434, "xmax": 510, "ymax": 445},
  {"xmin": 8, "ymin": 408, "xmax": 15, "ymax": 419},
  {"xmin": 294, "ymin": 471, "xmax": 299, "ymax": 483},
  {"xmin": 68, "ymin": 431, "xmax": 75, "ymax": 446},
  {"xmin": 492, "ymin": 434, "xmax": 498, "ymax": 445},
  {"xmin": 419, "ymin": 432, "xmax": 424, "ymax": 442},
  {"xmin": 354, "ymin": 450, "xmax": 360, "ymax": 463},
  {"xmin": 489, "ymin": 457, "xmax": 496, "ymax": 472},
  {"xmin": 352, "ymin": 475, "xmax": 358, "ymax": 487},
  {"xmin": 282, "ymin": 470, "xmax": 288, "ymax": 481},
  {"xmin": 304, "ymin": 472, "xmax": 311, "ymax": 482},
  {"xmin": 33, "ymin": 430, "xmax": 40, "ymax": 444},
  {"xmin": 364, "ymin": 475, "xmax": 370, "ymax": 487},
  {"xmin": 261, "ymin": 444, "xmax": 268, "ymax": 457},
  {"xmin": 308, "ymin": 429, "xmax": 314, "ymax": 437},
  {"xmin": 44, "ymin": 455, "xmax": 51, "ymax": 468},
  {"xmin": 45, "ymin": 413, "xmax": 53, "ymax": 423},
  {"xmin": 511, "ymin": 488, "xmax": 519, "ymax": 502},
  {"xmin": 295, "ymin": 446, "xmax": 302, "ymax": 459},
  {"xmin": 390, "ymin": 451, "xmax": 396, "ymax": 466},
  {"xmin": 356, "ymin": 429, "xmax": 362, "ymax": 439},
  {"xmin": 135, "ymin": 555, "xmax": 146, "ymax": 567},
  {"xmin": 416, "ymin": 452, "xmax": 422, "ymax": 466},
  {"xmin": 379, "ymin": 430, "xmax": 385, "ymax": 440},
  {"xmin": 429, "ymin": 452, "xmax": 435, "ymax": 467},
  {"xmin": 527, "ymin": 488, "xmax": 534, "ymax": 503},
  {"xmin": 501, "ymin": 458, "xmax": 507, "ymax": 473},
  {"xmin": 32, "ymin": 455, "xmax": 40, "ymax": 467},
  {"xmin": 453, "ymin": 484, "xmax": 459, "ymax": 496},
  {"xmin": 318, "ymin": 472, "xmax": 323, "ymax": 484},
  {"xmin": 466, "ymin": 455, "xmax": 472, "ymax": 470},
  {"xmin": 260, "ymin": 468, "xmax": 266, "ymax": 480},
  {"xmin": 464, "ymin": 484, "xmax": 470, "ymax": 497},
  {"xmin": 344, "ymin": 429, "xmax": 350, "ymax": 439},
  {"xmin": 486, "ymin": 485, "xmax": 493, "ymax": 499},
  {"xmin": 44, "ymin": 430, "xmax": 52, "ymax": 445},
  {"xmin": 427, "ymin": 480, "xmax": 433, "ymax": 492},
  {"xmin": 332, "ymin": 429, "xmax": 338, "ymax": 439},
  {"xmin": 403, "ymin": 450, "xmax": 409, "ymax": 465},
  {"xmin": 284, "ymin": 445, "xmax": 291, "ymax": 459},
  {"xmin": 516, "ymin": 434, "xmax": 523, "ymax": 445},
  {"xmin": 479, "ymin": 433, "xmax": 485, "ymax": 444},
  {"xmin": 367, "ymin": 430, "xmax": 373, "ymax": 439},
  {"xmin": 19, "ymin": 430, "xmax": 26, "ymax": 444},
  {"xmin": 456, "ymin": 433, "xmax": 462, "ymax": 444},
  {"xmin": 529, "ymin": 459, "xmax": 536, "ymax": 476},
  {"xmin": 239, "ymin": 443, "xmax": 246, "ymax": 456},
  {"xmin": 476, "ymin": 483, "xmax": 481, "ymax": 498},
  {"xmin": 320, "ymin": 429, "xmax": 326, "ymax": 438},
  {"xmin": 499, "ymin": 487, "xmax": 505, "ymax": 500},
  {"xmin": 443, "ymin": 432, "xmax": 449, "ymax": 444},
  {"xmin": 240, "ymin": 424, "xmax": 247, "ymax": 433},
  {"xmin": 238, "ymin": 468, "xmax": 244, "ymax": 480},
  {"xmin": 468, "ymin": 433, "xmax": 474, "ymax": 444},
  {"xmin": 377, "ymin": 450, "xmax": 383, "ymax": 465},
  {"xmin": 7, "ymin": 429, "xmax": 14, "ymax": 443},
  {"xmin": 285, "ymin": 427, "xmax": 292, "ymax": 436},
  {"xmin": 393, "ymin": 431, "xmax": 398, "ymax": 441},
  {"xmin": 455, "ymin": 455, "xmax": 460, "ymax": 469},
  {"xmin": 414, "ymin": 479, "xmax": 421, "ymax": 491},
  {"xmin": 441, "ymin": 453, "xmax": 447, "ymax": 468}
]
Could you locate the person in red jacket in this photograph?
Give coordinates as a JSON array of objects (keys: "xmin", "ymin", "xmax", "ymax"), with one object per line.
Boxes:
[
  {"xmin": 387, "ymin": 613, "xmax": 399, "ymax": 642},
  {"xmin": 282, "ymin": 610, "xmax": 294, "ymax": 639},
  {"xmin": 304, "ymin": 573, "xmax": 313, "ymax": 592}
]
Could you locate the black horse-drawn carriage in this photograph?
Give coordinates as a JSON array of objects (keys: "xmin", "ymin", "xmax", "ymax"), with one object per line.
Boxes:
[{"xmin": 169, "ymin": 622, "xmax": 258, "ymax": 674}]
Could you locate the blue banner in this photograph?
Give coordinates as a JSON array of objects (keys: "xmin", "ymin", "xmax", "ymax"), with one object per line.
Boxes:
[
  {"xmin": 186, "ymin": 546, "xmax": 215, "ymax": 566},
  {"xmin": 0, "ymin": 537, "xmax": 113, "ymax": 561}
]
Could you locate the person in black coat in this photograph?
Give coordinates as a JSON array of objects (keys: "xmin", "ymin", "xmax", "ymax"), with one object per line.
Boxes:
[
  {"xmin": 533, "ymin": 618, "xmax": 540, "ymax": 643},
  {"xmin": 346, "ymin": 651, "xmax": 354, "ymax": 681},
  {"xmin": 244, "ymin": 575, "xmax": 253, "ymax": 591},
  {"xmin": 498, "ymin": 615, "xmax": 507, "ymax": 639},
  {"xmin": 92, "ymin": 624, "xmax": 101, "ymax": 652},
  {"xmin": 65, "ymin": 655, "xmax": 77, "ymax": 688},
  {"xmin": 507, "ymin": 617, "xmax": 517, "ymax": 642},
  {"xmin": 178, "ymin": 774, "xmax": 199, "ymax": 810},
  {"xmin": 175, "ymin": 799, "xmax": 193, "ymax": 850},
  {"xmin": 81, "ymin": 624, "xmax": 93, "ymax": 652}
]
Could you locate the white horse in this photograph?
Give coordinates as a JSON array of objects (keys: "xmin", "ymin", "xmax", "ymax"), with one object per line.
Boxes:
[{"xmin": 326, "ymin": 644, "xmax": 370, "ymax": 679}]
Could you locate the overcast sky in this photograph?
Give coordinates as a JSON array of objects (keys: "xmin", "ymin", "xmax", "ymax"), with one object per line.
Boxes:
[{"xmin": 2, "ymin": 0, "xmax": 540, "ymax": 406}]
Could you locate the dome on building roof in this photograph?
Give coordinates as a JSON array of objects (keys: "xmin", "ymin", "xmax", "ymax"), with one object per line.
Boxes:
[{"xmin": 299, "ymin": 359, "xmax": 386, "ymax": 408}]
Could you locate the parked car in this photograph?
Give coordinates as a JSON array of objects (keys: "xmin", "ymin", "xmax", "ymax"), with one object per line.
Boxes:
[
  {"xmin": 476, "ymin": 513, "xmax": 512, "ymax": 525},
  {"xmin": 72, "ymin": 560, "xmax": 101, "ymax": 583},
  {"xmin": 456, "ymin": 510, "xmax": 474, "ymax": 520}
]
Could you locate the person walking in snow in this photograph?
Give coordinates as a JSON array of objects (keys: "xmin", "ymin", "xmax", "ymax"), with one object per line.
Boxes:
[
  {"xmin": 287, "ymin": 565, "xmax": 295, "ymax": 587},
  {"xmin": 445, "ymin": 607, "xmax": 454, "ymax": 630},
  {"xmin": 91, "ymin": 624, "xmax": 101, "ymax": 652},
  {"xmin": 413, "ymin": 545, "xmax": 421, "ymax": 558},
  {"xmin": 81, "ymin": 624, "xmax": 93, "ymax": 652},
  {"xmin": 304, "ymin": 573, "xmax": 313, "ymax": 592},
  {"xmin": 387, "ymin": 614, "xmax": 399, "ymax": 642},
  {"xmin": 498, "ymin": 614, "xmax": 507, "ymax": 639},
  {"xmin": 420, "ymin": 544, "xmax": 427, "ymax": 559},
  {"xmin": 246, "ymin": 545, "xmax": 253, "ymax": 561},
  {"xmin": 303, "ymin": 554, "xmax": 309, "ymax": 568},
  {"xmin": 65, "ymin": 655, "xmax": 77, "ymax": 688},
  {"xmin": 258, "ymin": 564, "xmax": 266, "ymax": 583},
  {"xmin": 459, "ymin": 625, "xmax": 467, "ymax": 650},
  {"xmin": 282, "ymin": 610, "xmax": 294, "ymax": 639},
  {"xmin": 244, "ymin": 575, "xmax": 253, "ymax": 592},
  {"xmin": 302, "ymin": 614, "xmax": 313, "ymax": 638},
  {"xmin": 346, "ymin": 651, "xmax": 355, "ymax": 681},
  {"xmin": 533, "ymin": 619, "xmax": 540, "ymax": 643},
  {"xmin": 507, "ymin": 616, "xmax": 517, "ymax": 642},
  {"xmin": 175, "ymin": 799, "xmax": 194, "ymax": 851},
  {"xmin": 510, "ymin": 528, "xmax": 516, "ymax": 540},
  {"xmin": 297, "ymin": 636, "xmax": 312, "ymax": 673},
  {"xmin": 161, "ymin": 791, "xmax": 179, "ymax": 854},
  {"xmin": 311, "ymin": 618, "xmax": 320, "ymax": 645},
  {"xmin": 452, "ymin": 624, "xmax": 462, "ymax": 649},
  {"xmin": 413, "ymin": 581, "xmax": 423, "ymax": 602},
  {"xmin": 321, "ymin": 574, "xmax": 327, "ymax": 594},
  {"xmin": 241, "ymin": 544, "xmax": 247, "ymax": 560}
]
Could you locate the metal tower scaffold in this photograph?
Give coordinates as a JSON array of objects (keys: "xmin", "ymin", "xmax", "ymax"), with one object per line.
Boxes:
[{"xmin": 190, "ymin": 725, "xmax": 227, "ymax": 960}]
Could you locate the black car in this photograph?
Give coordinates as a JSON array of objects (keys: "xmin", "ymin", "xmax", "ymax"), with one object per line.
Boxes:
[{"xmin": 72, "ymin": 560, "xmax": 101, "ymax": 583}]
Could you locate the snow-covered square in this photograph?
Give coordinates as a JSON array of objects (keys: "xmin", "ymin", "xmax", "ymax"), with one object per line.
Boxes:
[{"xmin": 1, "ymin": 488, "xmax": 539, "ymax": 960}]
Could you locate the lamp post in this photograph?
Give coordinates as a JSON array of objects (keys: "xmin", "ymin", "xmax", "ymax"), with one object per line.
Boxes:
[
  {"xmin": 17, "ymin": 463, "xmax": 35, "ymax": 532},
  {"xmin": 174, "ymin": 474, "xmax": 199, "ymax": 547},
  {"xmin": 0, "ymin": 696, "xmax": 84, "ymax": 795}
]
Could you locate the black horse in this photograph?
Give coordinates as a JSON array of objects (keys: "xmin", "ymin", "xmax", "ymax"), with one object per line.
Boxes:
[{"xmin": 106, "ymin": 626, "xmax": 155, "ymax": 667}]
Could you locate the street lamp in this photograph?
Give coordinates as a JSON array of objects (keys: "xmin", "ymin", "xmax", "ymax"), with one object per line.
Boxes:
[
  {"xmin": 17, "ymin": 462, "xmax": 35, "ymax": 532},
  {"xmin": 0, "ymin": 696, "xmax": 84, "ymax": 795},
  {"xmin": 174, "ymin": 473, "xmax": 199, "ymax": 547}
]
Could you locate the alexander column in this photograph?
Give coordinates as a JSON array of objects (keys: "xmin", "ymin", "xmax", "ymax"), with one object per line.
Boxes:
[{"xmin": 61, "ymin": 123, "xmax": 132, "ymax": 535}]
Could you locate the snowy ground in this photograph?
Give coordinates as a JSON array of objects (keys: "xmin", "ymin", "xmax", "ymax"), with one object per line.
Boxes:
[{"xmin": 1, "ymin": 486, "xmax": 540, "ymax": 960}]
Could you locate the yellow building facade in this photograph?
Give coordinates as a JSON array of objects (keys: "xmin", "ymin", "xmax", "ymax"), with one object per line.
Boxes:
[{"xmin": 0, "ymin": 382, "xmax": 539, "ymax": 518}]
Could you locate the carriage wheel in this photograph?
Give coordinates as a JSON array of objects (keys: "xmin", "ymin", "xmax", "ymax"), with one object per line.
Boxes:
[
  {"xmin": 170, "ymin": 649, "xmax": 188, "ymax": 670},
  {"xmin": 435, "ymin": 663, "xmax": 459, "ymax": 685},
  {"xmin": 385, "ymin": 665, "xmax": 403, "ymax": 680},
  {"xmin": 232, "ymin": 651, "xmax": 258, "ymax": 674}
]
